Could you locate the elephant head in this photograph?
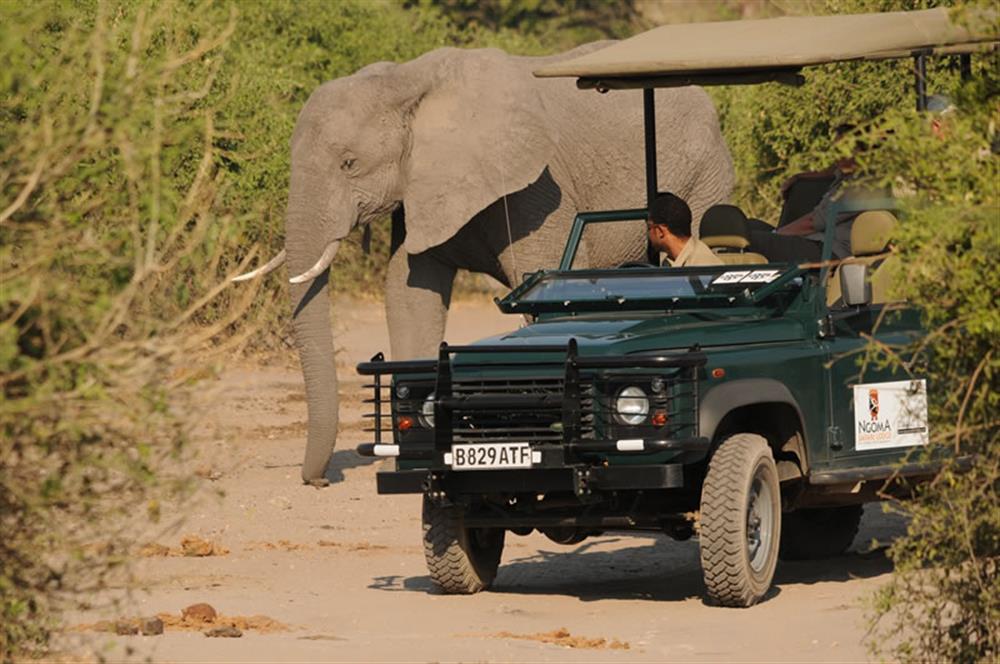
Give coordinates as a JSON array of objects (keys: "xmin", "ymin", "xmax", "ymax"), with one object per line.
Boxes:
[{"xmin": 234, "ymin": 50, "xmax": 555, "ymax": 483}]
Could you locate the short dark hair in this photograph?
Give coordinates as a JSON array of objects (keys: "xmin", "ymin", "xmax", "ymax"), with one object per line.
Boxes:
[{"xmin": 649, "ymin": 192, "xmax": 692, "ymax": 238}]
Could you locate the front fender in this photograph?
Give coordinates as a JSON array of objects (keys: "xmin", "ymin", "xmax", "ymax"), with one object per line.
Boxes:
[{"xmin": 699, "ymin": 378, "xmax": 805, "ymax": 443}]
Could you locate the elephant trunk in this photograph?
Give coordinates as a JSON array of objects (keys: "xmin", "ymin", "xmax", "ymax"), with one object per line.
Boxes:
[{"xmin": 287, "ymin": 218, "xmax": 342, "ymax": 484}]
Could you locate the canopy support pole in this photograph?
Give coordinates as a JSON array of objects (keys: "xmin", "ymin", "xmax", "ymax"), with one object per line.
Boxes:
[
  {"xmin": 643, "ymin": 88, "xmax": 659, "ymax": 264},
  {"xmin": 914, "ymin": 54, "xmax": 928, "ymax": 111},
  {"xmin": 643, "ymin": 88, "xmax": 658, "ymax": 208},
  {"xmin": 960, "ymin": 53, "xmax": 972, "ymax": 80}
]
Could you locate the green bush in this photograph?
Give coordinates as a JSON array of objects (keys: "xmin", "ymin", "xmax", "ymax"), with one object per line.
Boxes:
[
  {"xmin": 857, "ymin": 32, "xmax": 1000, "ymax": 659},
  {"xmin": 713, "ymin": 0, "xmax": 958, "ymax": 220},
  {"xmin": 711, "ymin": 1, "xmax": 999, "ymax": 659},
  {"xmin": 556, "ymin": 0, "xmax": 1000, "ymax": 656},
  {"xmin": 0, "ymin": 1, "xmax": 556, "ymax": 656},
  {"xmin": 0, "ymin": 1, "xmax": 263, "ymax": 657}
]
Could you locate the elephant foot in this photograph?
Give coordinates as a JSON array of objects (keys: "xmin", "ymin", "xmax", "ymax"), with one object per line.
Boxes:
[{"xmin": 305, "ymin": 478, "xmax": 331, "ymax": 488}]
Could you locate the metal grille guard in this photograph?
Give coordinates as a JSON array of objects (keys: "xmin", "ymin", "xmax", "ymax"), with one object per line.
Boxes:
[{"xmin": 356, "ymin": 339, "xmax": 707, "ymax": 461}]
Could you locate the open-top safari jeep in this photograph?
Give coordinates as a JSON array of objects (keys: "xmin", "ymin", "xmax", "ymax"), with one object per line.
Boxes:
[{"xmin": 355, "ymin": 9, "xmax": 994, "ymax": 607}]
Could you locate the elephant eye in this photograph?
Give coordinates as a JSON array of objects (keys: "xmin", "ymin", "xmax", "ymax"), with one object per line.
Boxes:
[{"xmin": 341, "ymin": 157, "xmax": 357, "ymax": 172}]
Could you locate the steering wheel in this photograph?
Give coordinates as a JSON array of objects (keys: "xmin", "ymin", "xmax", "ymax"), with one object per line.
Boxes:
[{"xmin": 616, "ymin": 261, "xmax": 657, "ymax": 269}]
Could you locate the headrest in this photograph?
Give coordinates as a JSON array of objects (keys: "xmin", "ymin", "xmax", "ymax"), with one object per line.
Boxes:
[
  {"xmin": 850, "ymin": 210, "xmax": 897, "ymax": 256},
  {"xmin": 701, "ymin": 204, "xmax": 749, "ymax": 250}
]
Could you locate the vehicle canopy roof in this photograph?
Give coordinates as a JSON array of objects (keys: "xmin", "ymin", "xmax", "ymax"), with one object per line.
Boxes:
[{"xmin": 533, "ymin": 8, "xmax": 998, "ymax": 90}]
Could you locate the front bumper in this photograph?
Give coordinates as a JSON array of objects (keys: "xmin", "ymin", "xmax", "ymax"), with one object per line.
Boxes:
[
  {"xmin": 357, "ymin": 436, "xmax": 710, "ymax": 461},
  {"xmin": 376, "ymin": 463, "xmax": 685, "ymax": 495}
]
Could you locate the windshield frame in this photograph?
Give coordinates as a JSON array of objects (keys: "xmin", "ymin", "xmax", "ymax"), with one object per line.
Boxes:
[
  {"xmin": 497, "ymin": 264, "xmax": 804, "ymax": 315},
  {"xmin": 558, "ymin": 209, "xmax": 648, "ymax": 270}
]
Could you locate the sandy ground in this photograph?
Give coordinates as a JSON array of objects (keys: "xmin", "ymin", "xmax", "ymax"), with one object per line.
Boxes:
[{"xmin": 58, "ymin": 297, "xmax": 906, "ymax": 663}]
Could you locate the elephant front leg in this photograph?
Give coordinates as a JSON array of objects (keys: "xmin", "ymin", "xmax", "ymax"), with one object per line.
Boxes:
[{"xmin": 385, "ymin": 247, "xmax": 457, "ymax": 360}]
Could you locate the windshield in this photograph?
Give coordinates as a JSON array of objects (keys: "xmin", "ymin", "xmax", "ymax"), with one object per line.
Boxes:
[
  {"xmin": 520, "ymin": 272, "xmax": 716, "ymax": 302},
  {"xmin": 500, "ymin": 266, "xmax": 797, "ymax": 314}
]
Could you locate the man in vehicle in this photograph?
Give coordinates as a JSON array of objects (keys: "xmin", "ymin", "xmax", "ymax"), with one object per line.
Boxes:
[{"xmin": 647, "ymin": 191, "xmax": 723, "ymax": 267}]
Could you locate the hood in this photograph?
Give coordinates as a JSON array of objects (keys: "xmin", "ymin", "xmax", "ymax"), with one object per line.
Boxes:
[{"xmin": 471, "ymin": 311, "xmax": 806, "ymax": 357}]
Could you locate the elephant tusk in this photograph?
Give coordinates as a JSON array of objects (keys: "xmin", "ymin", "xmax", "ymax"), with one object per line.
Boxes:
[
  {"xmin": 289, "ymin": 241, "xmax": 340, "ymax": 284},
  {"xmin": 231, "ymin": 249, "xmax": 287, "ymax": 282}
]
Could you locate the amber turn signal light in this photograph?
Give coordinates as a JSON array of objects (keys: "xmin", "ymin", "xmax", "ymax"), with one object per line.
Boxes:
[
  {"xmin": 711, "ymin": 367, "xmax": 726, "ymax": 379},
  {"xmin": 651, "ymin": 411, "xmax": 668, "ymax": 427},
  {"xmin": 397, "ymin": 416, "xmax": 414, "ymax": 431}
]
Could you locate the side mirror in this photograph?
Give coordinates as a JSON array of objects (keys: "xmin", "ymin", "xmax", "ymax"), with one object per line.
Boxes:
[{"xmin": 840, "ymin": 263, "xmax": 871, "ymax": 307}]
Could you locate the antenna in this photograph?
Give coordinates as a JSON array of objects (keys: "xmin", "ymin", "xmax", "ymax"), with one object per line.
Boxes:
[{"xmin": 497, "ymin": 155, "xmax": 520, "ymax": 287}]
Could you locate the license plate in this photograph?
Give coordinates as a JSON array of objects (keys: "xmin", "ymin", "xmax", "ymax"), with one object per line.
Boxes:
[{"xmin": 445, "ymin": 442, "xmax": 537, "ymax": 471}]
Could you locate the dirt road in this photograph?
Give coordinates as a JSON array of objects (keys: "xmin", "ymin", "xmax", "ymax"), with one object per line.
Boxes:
[{"xmin": 61, "ymin": 297, "xmax": 904, "ymax": 662}]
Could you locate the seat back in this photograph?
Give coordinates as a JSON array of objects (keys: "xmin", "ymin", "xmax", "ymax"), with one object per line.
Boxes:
[
  {"xmin": 827, "ymin": 210, "xmax": 899, "ymax": 306},
  {"xmin": 700, "ymin": 204, "xmax": 768, "ymax": 264},
  {"xmin": 717, "ymin": 252, "xmax": 768, "ymax": 265},
  {"xmin": 849, "ymin": 210, "xmax": 896, "ymax": 257}
]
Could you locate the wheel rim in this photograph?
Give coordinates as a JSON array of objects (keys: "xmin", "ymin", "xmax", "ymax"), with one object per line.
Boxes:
[{"xmin": 746, "ymin": 468, "xmax": 775, "ymax": 573}]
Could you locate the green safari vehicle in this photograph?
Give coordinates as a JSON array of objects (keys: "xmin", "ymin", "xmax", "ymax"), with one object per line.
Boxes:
[{"xmin": 355, "ymin": 9, "xmax": 992, "ymax": 607}]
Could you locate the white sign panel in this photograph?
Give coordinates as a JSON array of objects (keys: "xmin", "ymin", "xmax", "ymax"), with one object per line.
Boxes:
[
  {"xmin": 852, "ymin": 379, "xmax": 929, "ymax": 451},
  {"xmin": 712, "ymin": 269, "xmax": 782, "ymax": 285},
  {"xmin": 712, "ymin": 270, "xmax": 751, "ymax": 284},
  {"xmin": 741, "ymin": 269, "xmax": 782, "ymax": 283}
]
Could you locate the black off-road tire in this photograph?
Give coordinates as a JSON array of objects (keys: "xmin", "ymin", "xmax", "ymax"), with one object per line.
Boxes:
[
  {"xmin": 699, "ymin": 433, "xmax": 782, "ymax": 608},
  {"xmin": 779, "ymin": 505, "xmax": 863, "ymax": 561},
  {"xmin": 422, "ymin": 496, "xmax": 505, "ymax": 594}
]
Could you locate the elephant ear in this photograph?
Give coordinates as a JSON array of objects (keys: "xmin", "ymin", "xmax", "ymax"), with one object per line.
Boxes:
[{"xmin": 400, "ymin": 50, "xmax": 553, "ymax": 255}]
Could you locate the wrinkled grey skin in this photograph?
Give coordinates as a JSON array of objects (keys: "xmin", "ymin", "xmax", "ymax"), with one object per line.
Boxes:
[{"xmin": 281, "ymin": 44, "xmax": 734, "ymax": 483}]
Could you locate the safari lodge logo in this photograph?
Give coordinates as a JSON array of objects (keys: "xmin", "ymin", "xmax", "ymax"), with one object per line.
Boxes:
[
  {"xmin": 858, "ymin": 387, "xmax": 893, "ymax": 443},
  {"xmin": 868, "ymin": 388, "xmax": 880, "ymax": 420}
]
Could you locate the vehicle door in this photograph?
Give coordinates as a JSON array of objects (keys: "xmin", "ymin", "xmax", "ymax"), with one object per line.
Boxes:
[{"xmin": 822, "ymin": 275, "xmax": 928, "ymax": 467}]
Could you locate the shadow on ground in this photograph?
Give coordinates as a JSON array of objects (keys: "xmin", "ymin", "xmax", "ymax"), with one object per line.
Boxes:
[
  {"xmin": 367, "ymin": 504, "xmax": 909, "ymax": 603},
  {"xmin": 323, "ymin": 448, "xmax": 379, "ymax": 484}
]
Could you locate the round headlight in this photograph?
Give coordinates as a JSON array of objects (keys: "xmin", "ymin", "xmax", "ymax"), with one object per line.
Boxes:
[
  {"xmin": 614, "ymin": 386, "xmax": 649, "ymax": 425},
  {"xmin": 419, "ymin": 393, "xmax": 435, "ymax": 428},
  {"xmin": 395, "ymin": 383, "xmax": 410, "ymax": 399}
]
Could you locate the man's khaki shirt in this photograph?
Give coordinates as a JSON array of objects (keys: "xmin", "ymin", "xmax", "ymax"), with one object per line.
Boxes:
[{"xmin": 668, "ymin": 238, "xmax": 724, "ymax": 268}]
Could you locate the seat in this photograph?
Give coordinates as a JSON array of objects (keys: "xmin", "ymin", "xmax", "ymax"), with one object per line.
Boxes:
[
  {"xmin": 699, "ymin": 204, "xmax": 768, "ymax": 265},
  {"xmin": 826, "ymin": 210, "xmax": 899, "ymax": 306}
]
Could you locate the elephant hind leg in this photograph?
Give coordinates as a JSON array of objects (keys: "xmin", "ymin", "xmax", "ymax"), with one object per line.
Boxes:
[{"xmin": 385, "ymin": 247, "xmax": 457, "ymax": 361}]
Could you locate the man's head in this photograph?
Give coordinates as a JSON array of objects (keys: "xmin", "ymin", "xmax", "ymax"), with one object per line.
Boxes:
[{"xmin": 647, "ymin": 192, "xmax": 692, "ymax": 256}]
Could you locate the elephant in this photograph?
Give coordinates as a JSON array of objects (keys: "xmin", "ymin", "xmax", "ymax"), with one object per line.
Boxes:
[{"xmin": 233, "ymin": 43, "xmax": 734, "ymax": 484}]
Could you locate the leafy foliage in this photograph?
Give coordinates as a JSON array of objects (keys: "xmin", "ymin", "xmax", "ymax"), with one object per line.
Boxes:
[
  {"xmin": 0, "ymin": 1, "xmax": 264, "ymax": 657},
  {"xmin": 714, "ymin": 1, "xmax": 999, "ymax": 659},
  {"xmin": 0, "ymin": 1, "xmax": 561, "ymax": 656},
  {"xmin": 713, "ymin": 0, "xmax": 954, "ymax": 220},
  {"xmin": 404, "ymin": 0, "xmax": 643, "ymax": 50},
  {"xmin": 858, "ymin": 41, "xmax": 1000, "ymax": 660}
]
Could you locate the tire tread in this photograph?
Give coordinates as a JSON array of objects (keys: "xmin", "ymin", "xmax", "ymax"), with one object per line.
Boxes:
[
  {"xmin": 699, "ymin": 433, "xmax": 780, "ymax": 607},
  {"xmin": 422, "ymin": 497, "xmax": 503, "ymax": 594}
]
